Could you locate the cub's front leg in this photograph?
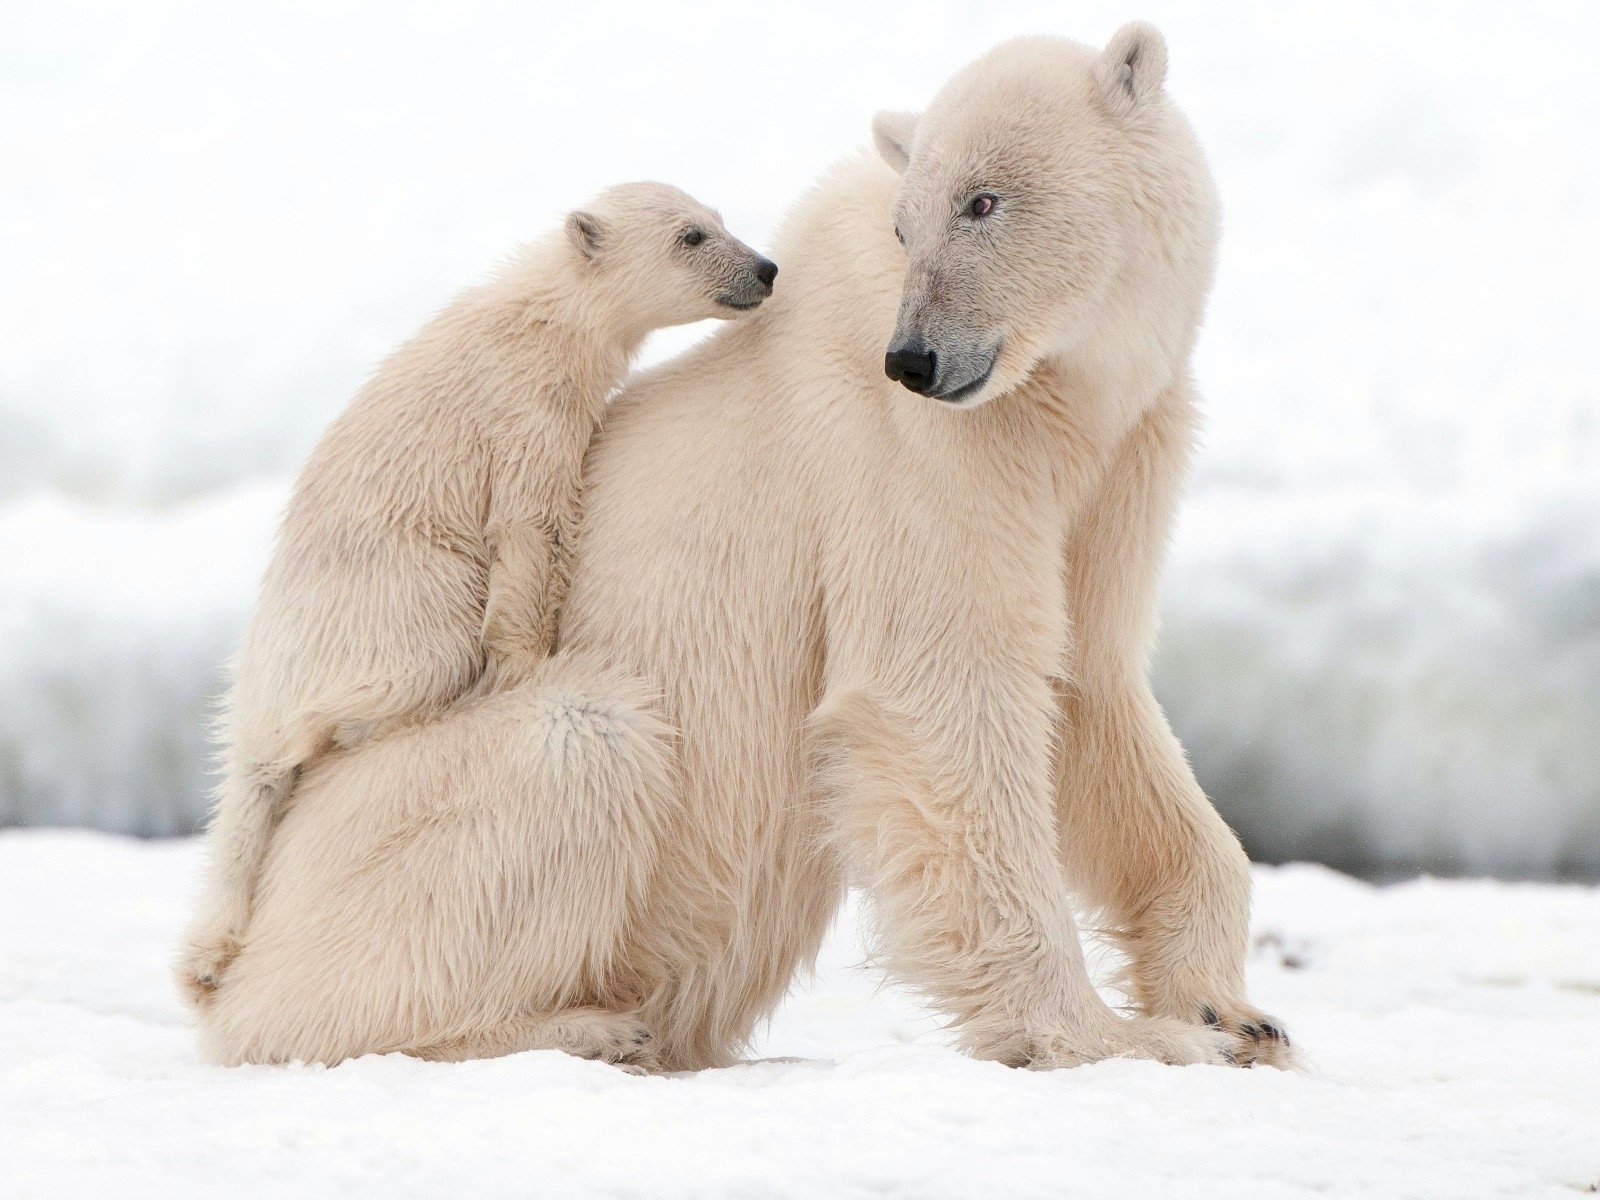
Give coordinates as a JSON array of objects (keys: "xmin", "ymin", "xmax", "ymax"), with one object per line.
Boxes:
[
  {"xmin": 480, "ymin": 408, "xmax": 594, "ymax": 691},
  {"xmin": 812, "ymin": 673, "xmax": 1234, "ymax": 1070},
  {"xmin": 480, "ymin": 518, "xmax": 566, "ymax": 688}
]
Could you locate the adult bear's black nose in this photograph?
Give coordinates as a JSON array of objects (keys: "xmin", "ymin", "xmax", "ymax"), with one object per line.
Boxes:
[
  {"xmin": 884, "ymin": 344, "xmax": 937, "ymax": 394},
  {"xmin": 754, "ymin": 258, "xmax": 778, "ymax": 290}
]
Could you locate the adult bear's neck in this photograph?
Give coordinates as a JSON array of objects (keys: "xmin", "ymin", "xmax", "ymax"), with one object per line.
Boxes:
[
  {"xmin": 1042, "ymin": 119, "xmax": 1221, "ymax": 438},
  {"xmin": 760, "ymin": 152, "xmax": 909, "ymax": 397}
]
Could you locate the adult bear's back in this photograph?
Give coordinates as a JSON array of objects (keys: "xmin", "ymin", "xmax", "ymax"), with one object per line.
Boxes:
[{"xmin": 559, "ymin": 316, "xmax": 826, "ymax": 715}]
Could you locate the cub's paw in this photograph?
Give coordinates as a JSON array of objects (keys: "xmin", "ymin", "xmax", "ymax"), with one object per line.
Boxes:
[
  {"xmin": 1020, "ymin": 1014, "xmax": 1237, "ymax": 1070},
  {"xmin": 174, "ymin": 932, "xmax": 241, "ymax": 1009},
  {"xmin": 1193, "ymin": 1001, "xmax": 1297, "ymax": 1069}
]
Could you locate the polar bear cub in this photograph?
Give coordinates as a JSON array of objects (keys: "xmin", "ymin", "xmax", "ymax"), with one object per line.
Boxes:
[{"xmin": 178, "ymin": 183, "xmax": 776, "ymax": 1005}]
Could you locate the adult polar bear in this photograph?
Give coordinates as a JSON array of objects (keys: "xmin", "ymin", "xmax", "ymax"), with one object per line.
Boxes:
[{"xmin": 199, "ymin": 26, "xmax": 1292, "ymax": 1071}]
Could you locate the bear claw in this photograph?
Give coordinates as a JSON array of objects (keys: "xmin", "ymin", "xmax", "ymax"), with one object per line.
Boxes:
[{"xmin": 1187, "ymin": 1002, "xmax": 1295, "ymax": 1068}]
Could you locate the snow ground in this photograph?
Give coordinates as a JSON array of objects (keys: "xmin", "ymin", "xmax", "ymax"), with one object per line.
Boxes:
[
  {"xmin": 2, "ymin": 830, "xmax": 1598, "ymax": 1199},
  {"xmin": 3, "ymin": 1, "xmax": 1599, "ymax": 869}
]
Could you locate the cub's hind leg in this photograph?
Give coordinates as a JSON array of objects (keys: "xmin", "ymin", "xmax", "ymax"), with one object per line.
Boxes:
[{"xmin": 176, "ymin": 758, "xmax": 298, "ymax": 1007}]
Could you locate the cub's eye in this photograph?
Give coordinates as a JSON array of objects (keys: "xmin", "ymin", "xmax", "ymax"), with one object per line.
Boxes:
[
  {"xmin": 681, "ymin": 228, "xmax": 705, "ymax": 247},
  {"xmin": 894, "ymin": 225, "xmax": 904, "ymax": 245},
  {"xmin": 968, "ymin": 193, "xmax": 997, "ymax": 218}
]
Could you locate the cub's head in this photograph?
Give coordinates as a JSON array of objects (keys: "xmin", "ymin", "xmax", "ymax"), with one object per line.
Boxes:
[
  {"xmin": 565, "ymin": 182, "xmax": 777, "ymax": 329},
  {"xmin": 874, "ymin": 25, "xmax": 1216, "ymax": 408}
]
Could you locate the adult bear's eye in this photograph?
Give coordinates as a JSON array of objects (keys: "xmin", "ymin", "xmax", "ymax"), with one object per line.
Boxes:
[
  {"xmin": 894, "ymin": 225, "xmax": 904, "ymax": 245},
  {"xmin": 968, "ymin": 194, "xmax": 997, "ymax": 218},
  {"xmin": 682, "ymin": 228, "xmax": 705, "ymax": 247}
]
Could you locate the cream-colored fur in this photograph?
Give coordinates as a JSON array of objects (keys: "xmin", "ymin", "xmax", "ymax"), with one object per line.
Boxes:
[
  {"xmin": 195, "ymin": 27, "xmax": 1292, "ymax": 1071},
  {"xmin": 177, "ymin": 183, "xmax": 775, "ymax": 1007}
]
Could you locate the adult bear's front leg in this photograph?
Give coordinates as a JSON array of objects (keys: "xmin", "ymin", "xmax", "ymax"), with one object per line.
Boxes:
[
  {"xmin": 812, "ymin": 680, "xmax": 1233, "ymax": 1069},
  {"xmin": 1053, "ymin": 682, "xmax": 1293, "ymax": 1067},
  {"xmin": 1054, "ymin": 387, "xmax": 1294, "ymax": 1068}
]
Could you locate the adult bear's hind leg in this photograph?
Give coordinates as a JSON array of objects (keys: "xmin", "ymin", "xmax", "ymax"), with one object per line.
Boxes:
[
  {"xmin": 411, "ymin": 1008, "xmax": 659, "ymax": 1071},
  {"xmin": 199, "ymin": 650, "xmax": 683, "ymax": 1069}
]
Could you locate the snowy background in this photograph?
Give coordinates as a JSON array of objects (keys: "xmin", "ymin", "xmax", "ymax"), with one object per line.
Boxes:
[{"xmin": 2, "ymin": 0, "xmax": 1597, "ymax": 877}]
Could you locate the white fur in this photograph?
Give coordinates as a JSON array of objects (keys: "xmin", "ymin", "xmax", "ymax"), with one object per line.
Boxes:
[
  {"xmin": 177, "ymin": 182, "xmax": 770, "ymax": 1009},
  {"xmin": 194, "ymin": 29, "xmax": 1292, "ymax": 1072}
]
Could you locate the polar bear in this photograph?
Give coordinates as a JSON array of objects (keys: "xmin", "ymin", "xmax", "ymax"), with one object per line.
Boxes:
[
  {"xmin": 196, "ymin": 26, "xmax": 1292, "ymax": 1071},
  {"xmin": 176, "ymin": 183, "xmax": 777, "ymax": 1006}
]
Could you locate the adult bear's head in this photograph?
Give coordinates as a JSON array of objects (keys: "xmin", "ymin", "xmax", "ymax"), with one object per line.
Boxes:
[{"xmin": 874, "ymin": 26, "xmax": 1218, "ymax": 409}]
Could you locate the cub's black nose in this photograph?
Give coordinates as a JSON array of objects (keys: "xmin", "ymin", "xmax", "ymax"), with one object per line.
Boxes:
[
  {"xmin": 884, "ymin": 345, "xmax": 937, "ymax": 394},
  {"xmin": 755, "ymin": 258, "xmax": 778, "ymax": 290}
]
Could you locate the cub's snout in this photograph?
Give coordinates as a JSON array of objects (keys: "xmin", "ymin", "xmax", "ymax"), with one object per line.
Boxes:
[{"xmin": 718, "ymin": 256, "xmax": 779, "ymax": 311}]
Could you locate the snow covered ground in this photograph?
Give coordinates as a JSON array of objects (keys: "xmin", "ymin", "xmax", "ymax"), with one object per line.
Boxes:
[
  {"xmin": 3, "ymin": 0, "xmax": 1599, "ymax": 871},
  {"xmin": 3, "ymin": 830, "xmax": 1597, "ymax": 1199}
]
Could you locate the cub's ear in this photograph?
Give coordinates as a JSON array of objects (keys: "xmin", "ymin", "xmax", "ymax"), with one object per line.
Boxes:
[
  {"xmin": 565, "ymin": 210, "xmax": 607, "ymax": 260},
  {"xmin": 871, "ymin": 110, "xmax": 920, "ymax": 174},
  {"xmin": 1095, "ymin": 21, "xmax": 1168, "ymax": 117}
]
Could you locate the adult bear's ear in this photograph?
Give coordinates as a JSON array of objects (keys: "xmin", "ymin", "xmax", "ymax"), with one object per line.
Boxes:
[
  {"xmin": 565, "ymin": 210, "xmax": 607, "ymax": 261},
  {"xmin": 872, "ymin": 110, "xmax": 920, "ymax": 174},
  {"xmin": 1095, "ymin": 22, "xmax": 1167, "ymax": 117}
]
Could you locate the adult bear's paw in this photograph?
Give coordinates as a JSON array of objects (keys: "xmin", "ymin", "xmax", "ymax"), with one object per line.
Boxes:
[
  {"xmin": 546, "ymin": 1008, "xmax": 663, "ymax": 1073},
  {"xmin": 1192, "ymin": 1001, "xmax": 1297, "ymax": 1069},
  {"xmin": 1132, "ymin": 968, "xmax": 1299, "ymax": 1068},
  {"xmin": 1017, "ymin": 1014, "xmax": 1237, "ymax": 1069}
]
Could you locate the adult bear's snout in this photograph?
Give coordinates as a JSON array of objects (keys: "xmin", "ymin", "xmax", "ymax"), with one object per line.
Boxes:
[{"xmin": 884, "ymin": 344, "xmax": 937, "ymax": 394}]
